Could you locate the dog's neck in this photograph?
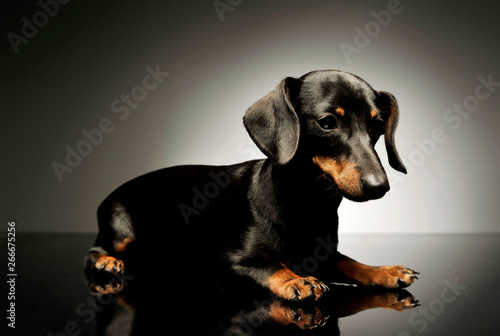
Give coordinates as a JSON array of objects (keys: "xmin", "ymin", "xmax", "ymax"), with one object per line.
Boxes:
[{"xmin": 250, "ymin": 158, "xmax": 343, "ymax": 225}]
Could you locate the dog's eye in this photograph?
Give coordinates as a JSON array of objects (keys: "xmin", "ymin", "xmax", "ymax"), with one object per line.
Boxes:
[{"xmin": 317, "ymin": 116, "xmax": 337, "ymax": 130}]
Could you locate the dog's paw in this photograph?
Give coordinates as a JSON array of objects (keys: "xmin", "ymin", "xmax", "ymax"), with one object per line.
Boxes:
[
  {"xmin": 85, "ymin": 261, "xmax": 126, "ymax": 296},
  {"xmin": 376, "ymin": 290, "xmax": 421, "ymax": 312},
  {"xmin": 268, "ymin": 267, "xmax": 329, "ymax": 301},
  {"xmin": 270, "ymin": 302, "xmax": 330, "ymax": 329},
  {"xmin": 95, "ymin": 255, "xmax": 125, "ymax": 274},
  {"xmin": 366, "ymin": 265, "xmax": 419, "ymax": 289},
  {"xmin": 290, "ymin": 306, "xmax": 330, "ymax": 329},
  {"xmin": 85, "ymin": 270, "xmax": 126, "ymax": 295},
  {"xmin": 92, "ymin": 277, "xmax": 124, "ymax": 295},
  {"xmin": 282, "ymin": 276, "xmax": 330, "ymax": 301}
]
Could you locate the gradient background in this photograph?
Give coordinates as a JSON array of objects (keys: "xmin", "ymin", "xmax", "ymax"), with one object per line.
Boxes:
[{"xmin": 1, "ymin": 0, "xmax": 499, "ymax": 233}]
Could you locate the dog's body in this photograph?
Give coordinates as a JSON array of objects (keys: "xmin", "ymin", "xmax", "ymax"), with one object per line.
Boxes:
[{"xmin": 85, "ymin": 70, "xmax": 418, "ymax": 302}]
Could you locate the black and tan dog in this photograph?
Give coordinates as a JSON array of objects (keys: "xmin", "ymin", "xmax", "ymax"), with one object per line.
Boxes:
[{"xmin": 84, "ymin": 70, "xmax": 419, "ymax": 301}]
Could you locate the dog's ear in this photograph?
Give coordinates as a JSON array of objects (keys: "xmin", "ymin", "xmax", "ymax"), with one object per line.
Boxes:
[
  {"xmin": 377, "ymin": 91, "xmax": 407, "ymax": 174},
  {"xmin": 243, "ymin": 77, "xmax": 302, "ymax": 165}
]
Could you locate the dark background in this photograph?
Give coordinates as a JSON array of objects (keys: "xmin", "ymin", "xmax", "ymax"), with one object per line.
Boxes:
[
  {"xmin": 1, "ymin": 2, "xmax": 500, "ymax": 335},
  {"xmin": 1, "ymin": 0, "xmax": 499, "ymax": 233}
]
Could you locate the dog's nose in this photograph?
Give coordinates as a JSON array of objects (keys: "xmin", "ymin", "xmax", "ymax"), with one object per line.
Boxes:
[{"xmin": 361, "ymin": 174, "xmax": 390, "ymax": 199}]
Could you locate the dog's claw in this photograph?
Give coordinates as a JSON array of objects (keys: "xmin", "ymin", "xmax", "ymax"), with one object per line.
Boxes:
[
  {"xmin": 292, "ymin": 309, "xmax": 301, "ymax": 322},
  {"xmin": 293, "ymin": 287, "xmax": 301, "ymax": 299},
  {"xmin": 397, "ymin": 278, "xmax": 408, "ymax": 288}
]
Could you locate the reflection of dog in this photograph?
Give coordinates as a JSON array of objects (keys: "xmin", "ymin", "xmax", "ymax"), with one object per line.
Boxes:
[
  {"xmin": 84, "ymin": 70, "xmax": 419, "ymax": 300},
  {"xmin": 89, "ymin": 275, "xmax": 420, "ymax": 335}
]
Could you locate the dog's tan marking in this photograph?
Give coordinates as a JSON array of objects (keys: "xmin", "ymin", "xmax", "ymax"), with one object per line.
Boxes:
[
  {"xmin": 334, "ymin": 106, "xmax": 345, "ymax": 117},
  {"xmin": 338, "ymin": 259, "xmax": 418, "ymax": 288},
  {"xmin": 95, "ymin": 255, "xmax": 125, "ymax": 273},
  {"xmin": 114, "ymin": 237, "xmax": 135, "ymax": 253},
  {"xmin": 336, "ymin": 291, "xmax": 419, "ymax": 314},
  {"xmin": 269, "ymin": 302, "xmax": 329, "ymax": 329},
  {"xmin": 312, "ymin": 156, "xmax": 362, "ymax": 197},
  {"xmin": 267, "ymin": 267, "xmax": 301, "ymax": 300},
  {"xmin": 370, "ymin": 109, "xmax": 378, "ymax": 118},
  {"xmin": 385, "ymin": 101, "xmax": 397, "ymax": 135},
  {"xmin": 267, "ymin": 265, "xmax": 327, "ymax": 301},
  {"xmin": 269, "ymin": 301, "xmax": 296, "ymax": 326},
  {"xmin": 95, "ymin": 283, "xmax": 124, "ymax": 295}
]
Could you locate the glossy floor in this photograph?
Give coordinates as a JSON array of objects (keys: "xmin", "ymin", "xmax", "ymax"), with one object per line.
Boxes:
[{"xmin": 6, "ymin": 233, "xmax": 500, "ymax": 335}]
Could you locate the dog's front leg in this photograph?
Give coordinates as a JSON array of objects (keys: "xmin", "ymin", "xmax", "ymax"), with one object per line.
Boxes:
[
  {"xmin": 232, "ymin": 260, "xmax": 329, "ymax": 301},
  {"xmin": 335, "ymin": 253, "xmax": 419, "ymax": 289},
  {"xmin": 266, "ymin": 263, "xmax": 330, "ymax": 301}
]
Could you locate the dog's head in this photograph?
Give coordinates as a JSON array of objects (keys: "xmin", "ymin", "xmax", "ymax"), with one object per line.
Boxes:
[{"xmin": 244, "ymin": 70, "xmax": 407, "ymax": 202}]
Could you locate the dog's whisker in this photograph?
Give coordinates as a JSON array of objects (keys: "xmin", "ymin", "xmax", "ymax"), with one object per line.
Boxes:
[{"xmin": 328, "ymin": 191, "xmax": 340, "ymax": 199}]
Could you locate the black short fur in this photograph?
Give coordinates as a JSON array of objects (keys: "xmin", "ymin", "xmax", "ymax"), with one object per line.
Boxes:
[{"xmin": 84, "ymin": 70, "xmax": 416, "ymax": 300}]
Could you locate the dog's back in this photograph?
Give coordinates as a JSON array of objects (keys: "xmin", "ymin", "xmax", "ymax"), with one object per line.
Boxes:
[
  {"xmin": 85, "ymin": 70, "xmax": 418, "ymax": 308},
  {"xmin": 88, "ymin": 161, "xmax": 259, "ymax": 274}
]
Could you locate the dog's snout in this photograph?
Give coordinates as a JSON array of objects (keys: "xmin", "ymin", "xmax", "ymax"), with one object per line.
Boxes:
[{"xmin": 361, "ymin": 174, "xmax": 390, "ymax": 199}]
